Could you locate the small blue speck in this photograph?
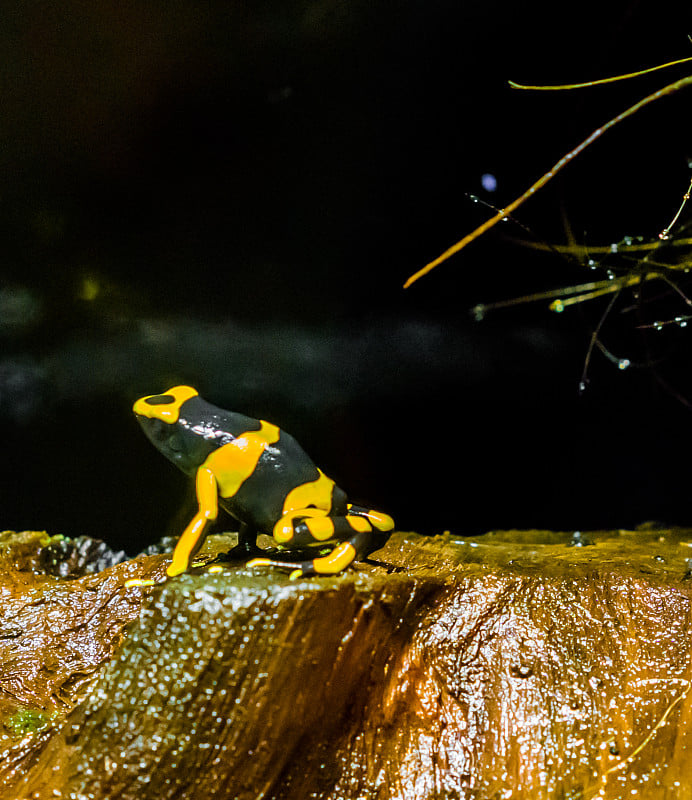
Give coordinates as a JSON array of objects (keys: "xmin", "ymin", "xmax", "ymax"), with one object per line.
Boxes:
[{"xmin": 481, "ymin": 173, "xmax": 497, "ymax": 192}]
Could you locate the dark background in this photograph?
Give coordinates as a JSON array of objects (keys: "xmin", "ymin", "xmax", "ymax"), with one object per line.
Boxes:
[{"xmin": 1, "ymin": 1, "xmax": 691, "ymax": 554}]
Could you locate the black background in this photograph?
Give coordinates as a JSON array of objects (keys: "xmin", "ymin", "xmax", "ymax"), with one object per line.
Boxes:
[{"xmin": 1, "ymin": 2, "xmax": 691, "ymax": 553}]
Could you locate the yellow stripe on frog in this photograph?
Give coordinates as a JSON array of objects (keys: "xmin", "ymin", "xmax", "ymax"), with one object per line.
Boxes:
[
  {"xmin": 132, "ymin": 385, "xmax": 199, "ymax": 424},
  {"xmin": 273, "ymin": 508, "xmax": 326, "ymax": 543},
  {"xmin": 304, "ymin": 516, "xmax": 336, "ymax": 541},
  {"xmin": 204, "ymin": 420, "xmax": 280, "ymax": 498},
  {"xmin": 312, "ymin": 541, "xmax": 357, "ymax": 574},
  {"xmin": 282, "ymin": 469, "xmax": 335, "ymax": 514}
]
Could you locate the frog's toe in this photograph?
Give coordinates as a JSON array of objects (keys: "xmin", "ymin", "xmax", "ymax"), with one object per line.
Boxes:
[
  {"xmin": 247, "ymin": 555, "xmax": 316, "ymax": 577},
  {"xmin": 247, "ymin": 556, "xmax": 296, "ymax": 570}
]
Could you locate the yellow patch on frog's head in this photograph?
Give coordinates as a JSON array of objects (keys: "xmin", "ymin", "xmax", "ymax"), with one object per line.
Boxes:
[{"xmin": 132, "ymin": 385, "xmax": 199, "ymax": 425}]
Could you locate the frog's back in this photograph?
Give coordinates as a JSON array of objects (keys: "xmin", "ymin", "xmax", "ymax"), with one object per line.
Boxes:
[{"xmin": 222, "ymin": 425, "xmax": 346, "ymax": 531}]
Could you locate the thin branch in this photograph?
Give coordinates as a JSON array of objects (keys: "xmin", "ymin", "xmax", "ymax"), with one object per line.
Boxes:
[
  {"xmin": 659, "ymin": 176, "xmax": 692, "ymax": 240},
  {"xmin": 508, "ymin": 56, "xmax": 692, "ymax": 91},
  {"xmin": 403, "ymin": 74, "xmax": 692, "ymax": 288}
]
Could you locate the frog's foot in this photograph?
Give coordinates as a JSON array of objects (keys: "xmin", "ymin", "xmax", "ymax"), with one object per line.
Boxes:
[
  {"xmin": 199, "ymin": 541, "xmax": 271, "ymax": 574},
  {"xmin": 206, "ymin": 522, "xmax": 265, "ymax": 565},
  {"xmin": 216, "ymin": 540, "xmax": 266, "ymax": 562}
]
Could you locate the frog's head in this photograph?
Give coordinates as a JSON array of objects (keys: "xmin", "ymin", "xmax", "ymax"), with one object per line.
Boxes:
[{"xmin": 133, "ymin": 385, "xmax": 214, "ymax": 476}]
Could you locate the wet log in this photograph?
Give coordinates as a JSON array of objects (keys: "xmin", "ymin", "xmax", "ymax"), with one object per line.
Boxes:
[{"xmin": 4, "ymin": 527, "xmax": 692, "ymax": 799}]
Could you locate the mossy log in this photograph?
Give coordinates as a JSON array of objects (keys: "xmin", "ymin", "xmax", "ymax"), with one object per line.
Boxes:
[{"xmin": 3, "ymin": 527, "xmax": 692, "ymax": 799}]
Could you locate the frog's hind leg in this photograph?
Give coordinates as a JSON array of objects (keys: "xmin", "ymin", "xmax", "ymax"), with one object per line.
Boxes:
[
  {"xmin": 289, "ymin": 504, "xmax": 394, "ymax": 548},
  {"xmin": 248, "ymin": 504, "xmax": 395, "ymax": 578}
]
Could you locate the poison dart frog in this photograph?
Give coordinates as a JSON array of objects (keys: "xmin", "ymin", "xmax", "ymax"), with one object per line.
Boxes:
[{"xmin": 133, "ymin": 386, "xmax": 395, "ymax": 579}]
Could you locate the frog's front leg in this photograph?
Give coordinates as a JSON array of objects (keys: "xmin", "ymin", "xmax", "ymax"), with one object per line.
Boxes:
[
  {"xmin": 167, "ymin": 467, "xmax": 219, "ymax": 577},
  {"xmin": 248, "ymin": 504, "xmax": 395, "ymax": 578},
  {"xmin": 217, "ymin": 521, "xmax": 266, "ymax": 562}
]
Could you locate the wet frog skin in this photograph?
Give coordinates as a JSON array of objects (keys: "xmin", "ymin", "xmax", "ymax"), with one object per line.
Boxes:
[{"xmin": 133, "ymin": 386, "xmax": 395, "ymax": 579}]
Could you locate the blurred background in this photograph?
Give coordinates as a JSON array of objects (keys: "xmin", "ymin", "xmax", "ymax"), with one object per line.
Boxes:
[{"xmin": 1, "ymin": 1, "xmax": 691, "ymax": 553}]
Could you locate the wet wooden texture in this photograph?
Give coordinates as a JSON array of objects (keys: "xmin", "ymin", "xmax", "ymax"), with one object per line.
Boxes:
[
  {"xmin": 4, "ymin": 527, "xmax": 692, "ymax": 799},
  {"xmin": 0, "ymin": 530, "xmax": 166, "ymax": 790}
]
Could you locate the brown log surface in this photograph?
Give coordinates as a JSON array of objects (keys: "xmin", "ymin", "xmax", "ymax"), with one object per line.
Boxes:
[{"xmin": 3, "ymin": 527, "xmax": 692, "ymax": 799}]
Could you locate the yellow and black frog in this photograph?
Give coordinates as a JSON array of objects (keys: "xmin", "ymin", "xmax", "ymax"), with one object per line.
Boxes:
[{"xmin": 133, "ymin": 385, "xmax": 395, "ymax": 579}]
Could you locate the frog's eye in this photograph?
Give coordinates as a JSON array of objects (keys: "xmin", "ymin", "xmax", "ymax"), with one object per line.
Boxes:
[
  {"xmin": 145, "ymin": 394, "xmax": 175, "ymax": 406},
  {"xmin": 167, "ymin": 433, "xmax": 183, "ymax": 453}
]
